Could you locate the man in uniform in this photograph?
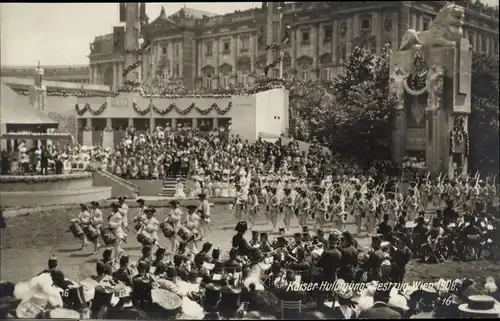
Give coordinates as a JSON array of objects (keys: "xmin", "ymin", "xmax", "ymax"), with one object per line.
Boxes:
[{"xmin": 38, "ymin": 255, "xmax": 58, "ymax": 275}]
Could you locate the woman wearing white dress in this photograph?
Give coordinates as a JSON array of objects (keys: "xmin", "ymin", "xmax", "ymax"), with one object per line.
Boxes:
[
  {"xmin": 214, "ymin": 181, "xmax": 222, "ymax": 198},
  {"xmin": 221, "ymin": 180, "xmax": 229, "ymax": 198},
  {"xmin": 108, "ymin": 203, "xmax": 124, "ymax": 259},
  {"xmin": 164, "ymin": 200, "xmax": 182, "ymax": 252},
  {"xmin": 276, "ymin": 179, "xmax": 285, "ymax": 202},
  {"xmin": 75, "ymin": 204, "xmax": 91, "ymax": 250},
  {"xmin": 189, "ymin": 178, "xmax": 201, "ymax": 199},
  {"xmin": 228, "ymin": 181, "xmax": 237, "ymax": 198},
  {"xmin": 173, "ymin": 179, "xmax": 186, "ymax": 199}
]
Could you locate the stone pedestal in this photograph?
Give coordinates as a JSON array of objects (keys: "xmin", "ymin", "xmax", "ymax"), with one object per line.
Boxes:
[
  {"xmin": 390, "ymin": 39, "xmax": 471, "ymax": 177},
  {"xmin": 102, "ymin": 130, "xmax": 114, "ymax": 150}
]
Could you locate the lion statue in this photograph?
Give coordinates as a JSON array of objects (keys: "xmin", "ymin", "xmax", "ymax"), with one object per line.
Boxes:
[{"xmin": 400, "ymin": 2, "xmax": 465, "ymax": 51}]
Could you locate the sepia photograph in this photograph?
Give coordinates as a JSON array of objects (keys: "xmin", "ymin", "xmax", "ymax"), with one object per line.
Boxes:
[{"xmin": 0, "ymin": 1, "xmax": 499, "ymax": 319}]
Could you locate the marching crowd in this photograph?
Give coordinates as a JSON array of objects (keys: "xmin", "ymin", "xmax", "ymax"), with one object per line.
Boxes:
[{"xmin": 2, "ymin": 165, "xmax": 500, "ymax": 319}]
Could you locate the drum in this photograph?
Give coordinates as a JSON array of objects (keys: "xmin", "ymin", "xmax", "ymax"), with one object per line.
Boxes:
[
  {"xmin": 134, "ymin": 222, "xmax": 143, "ymax": 232},
  {"xmin": 69, "ymin": 221, "xmax": 84, "ymax": 238},
  {"xmin": 137, "ymin": 232, "xmax": 155, "ymax": 246},
  {"xmin": 83, "ymin": 225, "xmax": 99, "ymax": 241},
  {"xmin": 177, "ymin": 226, "xmax": 194, "ymax": 242},
  {"xmin": 100, "ymin": 227, "xmax": 117, "ymax": 246},
  {"xmin": 160, "ymin": 222, "xmax": 176, "ymax": 238}
]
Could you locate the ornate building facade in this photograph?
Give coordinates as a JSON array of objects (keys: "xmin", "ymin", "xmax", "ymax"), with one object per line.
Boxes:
[{"xmin": 88, "ymin": 1, "xmax": 499, "ymax": 91}]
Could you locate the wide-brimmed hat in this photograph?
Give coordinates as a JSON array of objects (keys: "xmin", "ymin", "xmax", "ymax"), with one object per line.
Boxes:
[
  {"xmin": 90, "ymin": 201, "xmax": 100, "ymax": 207},
  {"xmin": 198, "ymin": 193, "xmax": 207, "ymax": 199},
  {"xmin": 48, "ymin": 307, "xmax": 81, "ymax": 319},
  {"xmin": 144, "ymin": 208, "xmax": 156, "ymax": 214},
  {"xmin": 458, "ymin": 295, "xmax": 500, "ymax": 317},
  {"xmin": 136, "ymin": 199, "xmax": 145, "ymax": 204},
  {"xmin": 234, "ymin": 221, "xmax": 248, "ymax": 233},
  {"xmin": 185, "ymin": 205, "xmax": 197, "ymax": 211},
  {"xmin": 117, "ymin": 196, "xmax": 127, "ymax": 201},
  {"xmin": 15, "ymin": 292, "xmax": 49, "ymax": 318},
  {"xmin": 151, "ymin": 288, "xmax": 182, "ymax": 311},
  {"xmin": 169, "ymin": 200, "xmax": 180, "ymax": 206}
]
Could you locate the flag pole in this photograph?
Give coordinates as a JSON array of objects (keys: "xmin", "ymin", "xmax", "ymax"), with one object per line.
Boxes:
[{"xmin": 279, "ymin": 10, "xmax": 283, "ymax": 79}]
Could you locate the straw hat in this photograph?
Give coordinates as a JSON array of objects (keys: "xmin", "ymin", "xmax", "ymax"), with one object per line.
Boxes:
[
  {"xmin": 151, "ymin": 288, "xmax": 182, "ymax": 311},
  {"xmin": 16, "ymin": 292, "xmax": 49, "ymax": 318},
  {"xmin": 458, "ymin": 295, "xmax": 500, "ymax": 318},
  {"xmin": 48, "ymin": 307, "xmax": 80, "ymax": 319}
]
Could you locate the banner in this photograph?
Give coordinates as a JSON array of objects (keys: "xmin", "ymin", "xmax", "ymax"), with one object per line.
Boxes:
[
  {"xmin": 113, "ymin": 27, "xmax": 125, "ymax": 53},
  {"xmin": 119, "ymin": 3, "xmax": 127, "ymax": 22}
]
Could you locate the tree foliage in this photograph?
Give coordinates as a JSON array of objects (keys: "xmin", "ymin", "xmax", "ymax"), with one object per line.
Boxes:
[
  {"xmin": 327, "ymin": 44, "xmax": 396, "ymax": 165},
  {"xmin": 468, "ymin": 52, "xmax": 499, "ymax": 175}
]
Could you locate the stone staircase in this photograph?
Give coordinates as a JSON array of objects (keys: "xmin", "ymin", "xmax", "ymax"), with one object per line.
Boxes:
[{"xmin": 159, "ymin": 175, "xmax": 185, "ymax": 197}]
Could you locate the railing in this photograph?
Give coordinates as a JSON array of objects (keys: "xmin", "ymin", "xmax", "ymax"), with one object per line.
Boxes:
[{"xmin": 97, "ymin": 169, "xmax": 139, "ymax": 194}]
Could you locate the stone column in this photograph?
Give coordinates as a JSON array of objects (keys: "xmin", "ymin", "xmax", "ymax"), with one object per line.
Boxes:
[
  {"xmin": 112, "ymin": 62, "xmax": 118, "ymax": 90},
  {"xmin": 149, "ymin": 117, "xmax": 155, "ymax": 132},
  {"xmin": 118, "ymin": 62, "xmax": 124, "ymax": 88},
  {"xmin": 232, "ymin": 35, "xmax": 238, "ymax": 80},
  {"xmin": 197, "ymin": 41, "xmax": 202, "ymax": 77},
  {"xmin": 372, "ymin": 11, "xmax": 381, "ymax": 55},
  {"xmin": 83, "ymin": 118, "xmax": 93, "ymax": 146},
  {"xmin": 398, "ymin": 6, "xmax": 410, "ymax": 48},
  {"xmin": 346, "ymin": 17, "xmax": 353, "ymax": 55},
  {"xmin": 352, "ymin": 15, "xmax": 359, "ymax": 39},
  {"xmin": 103, "ymin": 118, "xmax": 114, "ymax": 149},
  {"xmin": 250, "ymin": 35, "xmax": 256, "ymax": 73},
  {"xmin": 88, "ymin": 65, "xmax": 93, "ymax": 84},
  {"xmin": 411, "ymin": 12, "xmax": 417, "ymax": 30},
  {"xmin": 192, "ymin": 118, "xmax": 198, "ymax": 129},
  {"xmin": 311, "ymin": 24, "xmax": 319, "ymax": 78},
  {"xmin": 128, "ymin": 118, "xmax": 134, "ymax": 128},
  {"xmin": 291, "ymin": 28, "xmax": 297, "ymax": 70},
  {"xmin": 417, "ymin": 15, "xmax": 423, "ymax": 31},
  {"xmin": 179, "ymin": 40, "xmax": 184, "ymax": 79},
  {"xmin": 213, "ymin": 117, "xmax": 219, "ymax": 130},
  {"xmin": 92, "ymin": 65, "xmax": 98, "ymax": 84},
  {"xmin": 171, "ymin": 118, "xmax": 177, "ymax": 130},
  {"xmin": 215, "ymin": 37, "xmax": 220, "ymax": 87},
  {"xmin": 332, "ymin": 20, "xmax": 338, "ymax": 65}
]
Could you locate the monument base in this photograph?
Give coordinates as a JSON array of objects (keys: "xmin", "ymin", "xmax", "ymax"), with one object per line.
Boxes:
[{"xmin": 0, "ymin": 173, "xmax": 111, "ymax": 207}]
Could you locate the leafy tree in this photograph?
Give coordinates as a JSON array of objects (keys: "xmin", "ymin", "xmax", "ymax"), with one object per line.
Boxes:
[
  {"xmin": 468, "ymin": 52, "xmax": 499, "ymax": 175},
  {"xmin": 327, "ymin": 44, "xmax": 396, "ymax": 166}
]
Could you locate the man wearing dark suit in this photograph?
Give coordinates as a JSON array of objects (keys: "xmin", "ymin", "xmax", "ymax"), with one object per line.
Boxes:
[
  {"xmin": 358, "ymin": 283, "xmax": 402, "ymax": 319},
  {"xmin": 442, "ymin": 200, "xmax": 459, "ymax": 226},
  {"xmin": 317, "ymin": 233, "xmax": 342, "ymax": 282},
  {"xmin": 367, "ymin": 235, "xmax": 386, "ymax": 282},
  {"xmin": 339, "ymin": 236, "xmax": 358, "ymax": 283}
]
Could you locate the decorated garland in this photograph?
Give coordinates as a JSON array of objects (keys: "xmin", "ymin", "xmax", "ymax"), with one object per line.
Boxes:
[
  {"xmin": 123, "ymin": 60, "xmax": 142, "ymax": 78},
  {"xmin": 133, "ymin": 101, "xmax": 232, "ymax": 116},
  {"xmin": 75, "ymin": 102, "xmax": 107, "ymax": 116},
  {"xmin": 15, "ymin": 83, "xmax": 285, "ymax": 99},
  {"xmin": 0, "ymin": 172, "xmax": 92, "ymax": 183},
  {"xmin": 263, "ymin": 44, "xmax": 283, "ymax": 77},
  {"xmin": 132, "ymin": 102, "xmax": 151, "ymax": 116}
]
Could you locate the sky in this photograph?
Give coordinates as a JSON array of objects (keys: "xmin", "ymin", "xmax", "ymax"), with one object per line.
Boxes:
[
  {"xmin": 0, "ymin": 2, "xmax": 261, "ymax": 66},
  {"xmin": 1, "ymin": 1, "xmax": 498, "ymax": 67}
]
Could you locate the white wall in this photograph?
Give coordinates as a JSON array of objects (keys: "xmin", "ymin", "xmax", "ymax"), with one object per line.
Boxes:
[
  {"xmin": 230, "ymin": 94, "xmax": 257, "ymax": 142},
  {"xmin": 255, "ymin": 88, "xmax": 288, "ymax": 140}
]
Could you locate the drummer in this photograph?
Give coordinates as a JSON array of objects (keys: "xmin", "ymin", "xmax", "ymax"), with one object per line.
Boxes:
[
  {"xmin": 108, "ymin": 202, "xmax": 125, "ymax": 259},
  {"xmin": 76, "ymin": 203, "xmax": 91, "ymax": 250},
  {"xmin": 138, "ymin": 208, "xmax": 159, "ymax": 250},
  {"xmin": 165, "ymin": 200, "xmax": 183, "ymax": 252},
  {"xmin": 133, "ymin": 199, "xmax": 148, "ymax": 224},
  {"xmin": 118, "ymin": 196, "xmax": 129, "ymax": 241},
  {"xmin": 196, "ymin": 193, "xmax": 211, "ymax": 240},
  {"xmin": 90, "ymin": 201, "xmax": 104, "ymax": 254}
]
